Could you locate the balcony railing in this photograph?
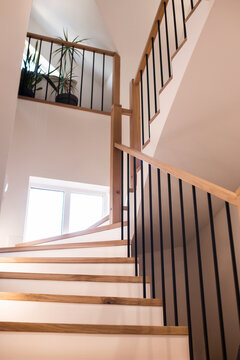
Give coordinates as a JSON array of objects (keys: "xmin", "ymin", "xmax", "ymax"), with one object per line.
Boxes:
[{"xmin": 18, "ymin": 32, "xmax": 119, "ymax": 114}]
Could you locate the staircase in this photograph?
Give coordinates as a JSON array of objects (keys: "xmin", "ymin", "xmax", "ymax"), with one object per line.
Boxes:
[{"xmin": 0, "ymin": 223, "xmax": 189, "ymax": 359}]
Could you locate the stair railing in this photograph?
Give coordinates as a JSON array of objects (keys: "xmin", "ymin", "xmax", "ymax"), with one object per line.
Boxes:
[
  {"xmin": 111, "ymin": 0, "xmax": 203, "ymax": 223},
  {"xmin": 130, "ymin": 0, "xmax": 202, "ymax": 149},
  {"xmin": 116, "ymin": 142, "xmax": 240, "ymax": 360}
]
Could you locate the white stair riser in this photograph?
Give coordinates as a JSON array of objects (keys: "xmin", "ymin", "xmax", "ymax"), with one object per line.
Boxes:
[
  {"xmin": 33, "ymin": 227, "xmax": 126, "ymax": 246},
  {"xmin": 0, "ymin": 301, "xmax": 163, "ymax": 326},
  {"xmin": 0, "ymin": 333, "xmax": 189, "ymax": 360},
  {"xmin": 0, "ymin": 279, "xmax": 150, "ymax": 298},
  {"xmin": 0, "ymin": 263, "xmax": 136, "ymax": 276},
  {"xmin": 0, "ymin": 245, "xmax": 128, "ymax": 258}
]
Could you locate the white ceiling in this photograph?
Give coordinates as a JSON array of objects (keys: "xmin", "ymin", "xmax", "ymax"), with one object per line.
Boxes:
[
  {"xmin": 28, "ymin": 0, "xmax": 116, "ymax": 50},
  {"xmin": 95, "ymin": 0, "xmax": 160, "ymax": 107}
]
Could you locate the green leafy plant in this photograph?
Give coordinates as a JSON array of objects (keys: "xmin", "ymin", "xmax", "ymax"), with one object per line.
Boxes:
[
  {"xmin": 19, "ymin": 41, "xmax": 57, "ymax": 98},
  {"xmin": 54, "ymin": 29, "xmax": 87, "ymax": 95}
]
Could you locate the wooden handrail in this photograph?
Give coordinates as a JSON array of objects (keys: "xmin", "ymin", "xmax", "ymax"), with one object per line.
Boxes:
[
  {"xmin": 115, "ymin": 143, "xmax": 238, "ymax": 206},
  {"xmin": 27, "ymin": 32, "xmax": 116, "ymax": 57},
  {"xmin": 15, "ymin": 221, "xmax": 126, "ymax": 248},
  {"xmin": 86, "ymin": 215, "xmax": 109, "ymax": 230},
  {"xmin": 134, "ymin": 0, "xmax": 169, "ymax": 84}
]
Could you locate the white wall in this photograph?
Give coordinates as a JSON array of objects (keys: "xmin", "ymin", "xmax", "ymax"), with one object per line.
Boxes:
[
  {"xmin": 0, "ymin": 0, "xmax": 32, "ymax": 212},
  {"xmin": 0, "ymin": 99, "xmax": 110, "ymax": 246}
]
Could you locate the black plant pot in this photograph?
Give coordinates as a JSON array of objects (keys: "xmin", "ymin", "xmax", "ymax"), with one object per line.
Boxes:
[
  {"xmin": 18, "ymin": 87, "xmax": 34, "ymax": 98},
  {"xmin": 55, "ymin": 93, "xmax": 78, "ymax": 106}
]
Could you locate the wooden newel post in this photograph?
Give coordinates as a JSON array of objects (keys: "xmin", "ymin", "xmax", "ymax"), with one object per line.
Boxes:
[
  {"xmin": 129, "ymin": 79, "xmax": 141, "ymax": 188},
  {"xmin": 110, "ymin": 104, "xmax": 122, "ymax": 223},
  {"xmin": 110, "ymin": 53, "xmax": 121, "ymax": 223}
]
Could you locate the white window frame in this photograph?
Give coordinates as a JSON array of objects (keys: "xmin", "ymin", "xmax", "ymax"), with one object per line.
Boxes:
[{"xmin": 24, "ymin": 176, "xmax": 109, "ymax": 241}]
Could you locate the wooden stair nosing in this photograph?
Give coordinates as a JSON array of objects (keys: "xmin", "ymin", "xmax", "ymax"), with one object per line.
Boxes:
[
  {"xmin": 0, "ymin": 292, "xmax": 162, "ymax": 306},
  {"xmin": 15, "ymin": 221, "xmax": 128, "ymax": 248},
  {"xmin": 185, "ymin": 0, "xmax": 202, "ymax": 22},
  {"xmin": 0, "ymin": 240, "xmax": 130, "ymax": 254},
  {"xmin": 0, "ymin": 256, "xmax": 137, "ymax": 264},
  {"xmin": 159, "ymin": 76, "xmax": 173, "ymax": 95},
  {"xmin": 0, "ymin": 272, "xmax": 150, "ymax": 283},
  {"xmin": 0, "ymin": 321, "xmax": 188, "ymax": 335}
]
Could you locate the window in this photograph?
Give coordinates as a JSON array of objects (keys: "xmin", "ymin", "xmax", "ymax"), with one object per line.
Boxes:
[
  {"xmin": 22, "ymin": 40, "xmax": 59, "ymax": 76},
  {"xmin": 24, "ymin": 177, "xmax": 109, "ymax": 242},
  {"xmin": 69, "ymin": 193, "xmax": 103, "ymax": 232},
  {"xmin": 24, "ymin": 188, "xmax": 64, "ymax": 242}
]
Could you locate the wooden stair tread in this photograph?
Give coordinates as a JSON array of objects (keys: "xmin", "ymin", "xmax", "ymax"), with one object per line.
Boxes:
[
  {"xmin": 0, "ymin": 272, "xmax": 150, "ymax": 283},
  {"xmin": 0, "ymin": 257, "xmax": 136, "ymax": 264},
  {"xmin": 0, "ymin": 321, "xmax": 188, "ymax": 335},
  {"xmin": 0, "ymin": 240, "xmax": 130, "ymax": 253},
  {"xmin": 0, "ymin": 292, "xmax": 162, "ymax": 306},
  {"xmin": 15, "ymin": 221, "xmax": 127, "ymax": 247}
]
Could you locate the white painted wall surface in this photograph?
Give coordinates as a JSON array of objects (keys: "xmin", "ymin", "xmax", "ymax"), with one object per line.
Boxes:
[
  {"xmin": 0, "ymin": 0, "xmax": 32, "ymax": 212},
  {"xmin": 0, "ymin": 100, "xmax": 110, "ymax": 246}
]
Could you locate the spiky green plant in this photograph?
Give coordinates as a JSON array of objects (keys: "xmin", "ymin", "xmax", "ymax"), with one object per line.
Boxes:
[
  {"xmin": 19, "ymin": 41, "xmax": 57, "ymax": 96},
  {"xmin": 54, "ymin": 29, "xmax": 87, "ymax": 94}
]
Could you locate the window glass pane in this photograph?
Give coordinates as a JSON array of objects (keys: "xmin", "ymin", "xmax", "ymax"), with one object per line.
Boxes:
[
  {"xmin": 24, "ymin": 188, "xmax": 64, "ymax": 241},
  {"xmin": 69, "ymin": 193, "xmax": 103, "ymax": 232}
]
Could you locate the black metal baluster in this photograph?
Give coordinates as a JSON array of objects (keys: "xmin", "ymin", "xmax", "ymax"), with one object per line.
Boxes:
[
  {"xmin": 140, "ymin": 70, "xmax": 145, "ymax": 145},
  {"xmin": 172, "ymin": 0, "xmax": 178, "ymax": 50},
  {"xmin": 151, "ymin": 38, "xmax": 157, "ymax": 114},
  {"xmin": 145, "ymin": 54, "xmax": 151, "ymax": 139},
  {"xmin": 181, "ymin": 0, "xmax": 187, "ymax": 39},
  {"xmin": 101, "ymin": 54, "xmax": 105, "ymax": 111},
  {"xmin": 141, "ymin": 160, "xmax": 146, "ymax": 298},
  {"xmin": 225, "ymin": 202, "xmax": 240, "ymax": 324},
  {"xmin": 157, "ymin": 169, "xmax": 167, "ymax": 325},
  {"xmin": 33, "ymin": 39, "xmax": 42, "ymax": 97},
  {"xmin": 148, "ymin": 164, "xmax": 155, "ymax": 298},
  {"xmin": 68, "ymin": 47, "xmax": 74, "ymax": 104},
  {"xmin": 90, "ymin": 51, "xmax": 95, "ymax": 109},
  {"xmin": 57, "ymin": 44, "xmax": 64, "ymax": 96},
  {"xmin": 121, "ymin": 151, "xmax": 124, "ymax": 241},
  {"xmin": 179, "ymin": 180, "xmax": 193, "ymax": 360},
  {"xmin": 164, "ymin": 2, "xmax": 172, "ymax": 79},
  {"xmin": 45, "ymin": 41, "xmax": 53, "ymax": 100},
  {"xmin": 190, "ymin": 0, "xmax": 194, "ymax": 10},
  {"xmin": 157, "ymin": 20, "xmax": 164, "ymax": 88},
  {"xmin": 167, "ymin": 173, "xmax": 178, "ymax": 325},
  {"xmin": 127, "ymin": 153, "xmax": 130, "ymax": 257},
  {"xmin": 207, "ymin": 193, "xmax": 227, "ymax": 360},
  {"xmin": 192, "ymin": 186, "xmax": 210, "ymax": 360},
  {"xmin": 79, "ymin": 49, "xmax": 85, "ymax": 107},
  {"xmin": 134, "ymin": 157, "xmax": 138, "ymax": 276}
]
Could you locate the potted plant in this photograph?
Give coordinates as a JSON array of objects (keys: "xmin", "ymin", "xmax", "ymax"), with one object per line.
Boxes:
[
  {"xmin": 53, "ymin": 29, "xmax": 86, "ymax": 106},
  {"xmin": 19, "ymin": 42, "xmax": 57, "ymax": 98},
  {"xmin": 54, "ymin": 69, "xmax": 79, "ymax": 106}
]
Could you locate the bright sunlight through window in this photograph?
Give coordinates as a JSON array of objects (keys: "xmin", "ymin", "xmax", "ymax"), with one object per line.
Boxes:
[
  {"xmin": 69, "ymin": 193, "xmax": 103, "ymax": 233},
  {"xmin": 24, "ymin": 188, "xmax": 64, "ymax": 241},
  {"xmin": 24, "ymin": 177, "xmax": 109, "ymax": 242}
]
